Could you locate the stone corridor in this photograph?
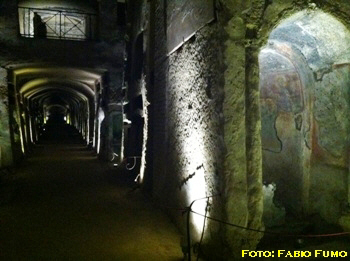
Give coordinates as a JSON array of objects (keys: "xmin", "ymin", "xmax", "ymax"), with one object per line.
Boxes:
[
  {"xmin": 0, "ymin": 125, "xmax": 182, "ymax": 261},
  {"xmin": 3, "ymin": 1, "xmax": 350, "ymax": 259}
]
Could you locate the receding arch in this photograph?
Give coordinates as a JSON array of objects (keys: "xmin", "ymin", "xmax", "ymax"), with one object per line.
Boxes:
[
  {"xmin": 11, "ymin": 72, "xmax": 97, "ymax": 151},
  {"xmin": 20, "ymin": 78, "xmax": 95, "ymax": 98}
]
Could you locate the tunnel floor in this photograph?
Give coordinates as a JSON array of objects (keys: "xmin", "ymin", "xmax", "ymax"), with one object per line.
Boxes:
[{"xmin": 0, "ymin": 125, "xmax": 183, "ymax": 261}]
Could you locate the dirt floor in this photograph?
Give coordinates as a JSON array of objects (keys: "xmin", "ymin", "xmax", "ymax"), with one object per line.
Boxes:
[{"xmin": 0, "ymin": 125, "xmax": 183, "ymax": 261}]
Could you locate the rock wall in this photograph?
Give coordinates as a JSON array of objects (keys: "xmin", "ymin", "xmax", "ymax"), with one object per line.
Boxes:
[
  {"xmin": 126, "ymin": 0, "xmax": 227, "ymax": 258},
  {"xmin": 127, "ymin": 0, "xmax": 350, "ymax": 259},
  {"xmin": 314, "ymin": 67, "xmax": 350, "ymax": 163},
  {"xmin": 221, "ymin": 0, "xmax": 266, "ymax": 257},
  {"xmin": 0, "ymin": 68, "xmax": 12, "ymax": 167},
  {"xmin": 150, "ymin": 0, "xmax": 169, "ymax": 200},
  {"xmin": 166, "ymin": 24, "xmax": 225, "ymax": 251},
  {"xmin": 310, "ymin": 65, "xmax": 350, "ymax": 223}
]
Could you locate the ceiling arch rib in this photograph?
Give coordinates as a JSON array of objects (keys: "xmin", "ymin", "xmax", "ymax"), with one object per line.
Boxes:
[
  {"xmin": 13, "ymin": 66, "xmax": 105, "ymax": 92},
  {"xmin": 22, "ymin": 84, "xmax": 92, "ymax": 124},
  {"xmin": 26, "ymin": 88, "xmax": 89, "ymax": 119},
  {"xmin": 45, "ymin": 104, "xmax": 68, "ymax": 115},
  {"xmin": 269, "ymin": 10, "xmax": 350, "ymax": 74},
  {"xmin": 32, "ymin": 91, "xmax": 82, "ymax": 108},
  {"xmin": 20, "ymin": 78, "xmax": 95, "ymax": 99},
  {"xmin": 33, "ymin": 92, "xmax": 81, "ymax": 115},
  {"xmin": 24, "ymin": 86, "xmax": 89, "ymax": 102}
]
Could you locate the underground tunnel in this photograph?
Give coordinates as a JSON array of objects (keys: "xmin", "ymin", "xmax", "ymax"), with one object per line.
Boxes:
[{"xmin": 1, "ymin": 0, "xmax": 350, "ymax": 260}]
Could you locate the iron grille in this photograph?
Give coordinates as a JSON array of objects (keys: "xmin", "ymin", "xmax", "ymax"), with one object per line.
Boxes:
[{"xmin": 18, "ymin": 6, "xmax": 97, "ymax": 40}]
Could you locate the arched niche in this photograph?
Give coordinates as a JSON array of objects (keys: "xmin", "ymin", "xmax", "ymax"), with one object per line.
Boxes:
[{"xmin": 260, "ymin": 9, "xmax": 350, "ymax": 224}]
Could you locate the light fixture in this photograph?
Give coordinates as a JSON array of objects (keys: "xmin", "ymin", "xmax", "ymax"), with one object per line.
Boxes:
[{"xmin": 123, "ymin": 118, "xmax": 132, "ymax": 124}]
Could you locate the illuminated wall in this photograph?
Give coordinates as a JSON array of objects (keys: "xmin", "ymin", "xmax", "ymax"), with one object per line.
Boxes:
[
  {"xmin": 129, "ymin": 0, "xmax": 262, "ymax": 258},
  {"xmin": 141, "ymin": 0, "xmax": 226, "ymax": 255},
  {"xmin": 166, "ymin": 25, "xmax": 224, "ymax": 241}
]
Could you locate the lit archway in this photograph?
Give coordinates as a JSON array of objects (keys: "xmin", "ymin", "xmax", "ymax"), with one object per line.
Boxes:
[{"xmin": 8, "ymin": 64, "xmax": 105, "ymax": 157}]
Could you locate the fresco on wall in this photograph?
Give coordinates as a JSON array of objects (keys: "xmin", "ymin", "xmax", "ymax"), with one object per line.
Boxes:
[
  {"xmin": 259, "ymin": 48, "xmax": 307, "ymax": 214},
  {"xmin": 0, "ymin": 94, "xmax": 12, "ymax": 167},
  {"xmin": 260, "ymin": 71, "xmax": 303, "ymax": 113},
  {"xmin": 260, "ymin": 9, "xmax": 350, "ymax": 225},
  {"xmin": 0, "ymin": 68, "xmax": 13, "ymax": 167},
  {"xmin": 260, "ymin": 69, "xmax": 303, "ymax": 152},
  {"xmin": 314, "ymin": 65, "xmax": 350, "ymax": 159}
]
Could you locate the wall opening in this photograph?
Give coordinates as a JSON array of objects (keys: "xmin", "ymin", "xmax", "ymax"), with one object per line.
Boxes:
[
  {"xmin": 110, "ymin": 111, "xmax": 123, "ymax": 163},
  {"xmin": 18, "ymin": 6, "xmax": 97, "ymax": 40},
  {"xmin": 260, "ymin": 10, "xmax": 350, "ymax": 225},
  {"xmin": 124, "ymin": 32, "xmax": 147, "ymax": 183},
  {"xmin": 18, "ymin": 0, "xmax": 98, "ymax": 40}
]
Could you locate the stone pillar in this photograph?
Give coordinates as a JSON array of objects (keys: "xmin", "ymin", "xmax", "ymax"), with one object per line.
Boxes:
[
  {"xmin": 223, "ymin": 16, "xmax": 264, "ymax": 257},
  {"xmin": 143, "ymin": 0, "xmax": 155, "ymax": 193},
  {"xmin": 151, "ymin": 0, "xmax": 169, "ymax": 199},
  {"xmin": 105, "ymin": 71, "xmax": 123, "ymax": 161},
  {"xmin": 97, "ymin": 74, "xmax": 110, "ymax": 160},
  {"xmin": 245, "ymin": 45, "xmax": 264, "ymax": 247},
  {"xmin": 0, "ymin": 68, "xmax": 13, "ymax": 167},
  {"xmin": 223, "ymin": 16, "xmax": 249, "ymax": 257}
]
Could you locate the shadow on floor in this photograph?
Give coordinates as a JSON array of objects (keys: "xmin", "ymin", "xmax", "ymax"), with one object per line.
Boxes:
[{"xmin": 0, "ymin": 124, "xmax": 183, "ymax": 261}]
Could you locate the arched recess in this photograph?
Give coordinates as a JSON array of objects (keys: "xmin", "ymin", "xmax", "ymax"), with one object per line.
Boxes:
[
  {"xmin": 5, "ymin": 64, "xmax": 106, "ymax": 162},
  {"xmin": 124, "ymin": 31, "xmax": 148, "ymax": 184},
  {"xmin": 25, "ymin": 88, "xmax": 89, "ymax": 143},
  {"xmin": 107, "ymin": 103, "xmax": 123, "ymax": 164},
  {"xmin": 26, "ymin": 87, "xmax": 90, "ymax": 126},
  {"xmin": 260, "ymin": 9, "xmax": 350, "ymax": 225},
  {"xmin": 13, "ymin": 66, "xmax": 104, "ymax": 92},
  {"xmin": 17, "ymin": 78, "xmax": 94, "ymax": 151}
]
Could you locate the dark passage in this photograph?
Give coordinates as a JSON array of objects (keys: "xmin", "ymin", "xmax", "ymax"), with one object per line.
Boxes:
[{"xmin": 0, "ymin": 126, "xmax": 182, "ymax": 261}]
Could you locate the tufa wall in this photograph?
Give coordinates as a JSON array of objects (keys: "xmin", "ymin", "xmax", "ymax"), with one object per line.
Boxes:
[
  {"xmin": 126, "ymin": 0, "xmax": 350, "ymax": 259},
  {"xmin": 0, "ymin": 68, "xmax": 12, "ymax": 167},
  {"xmin": 166, "ymin": 23, "xmax": 225, "ymax": 254}
]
